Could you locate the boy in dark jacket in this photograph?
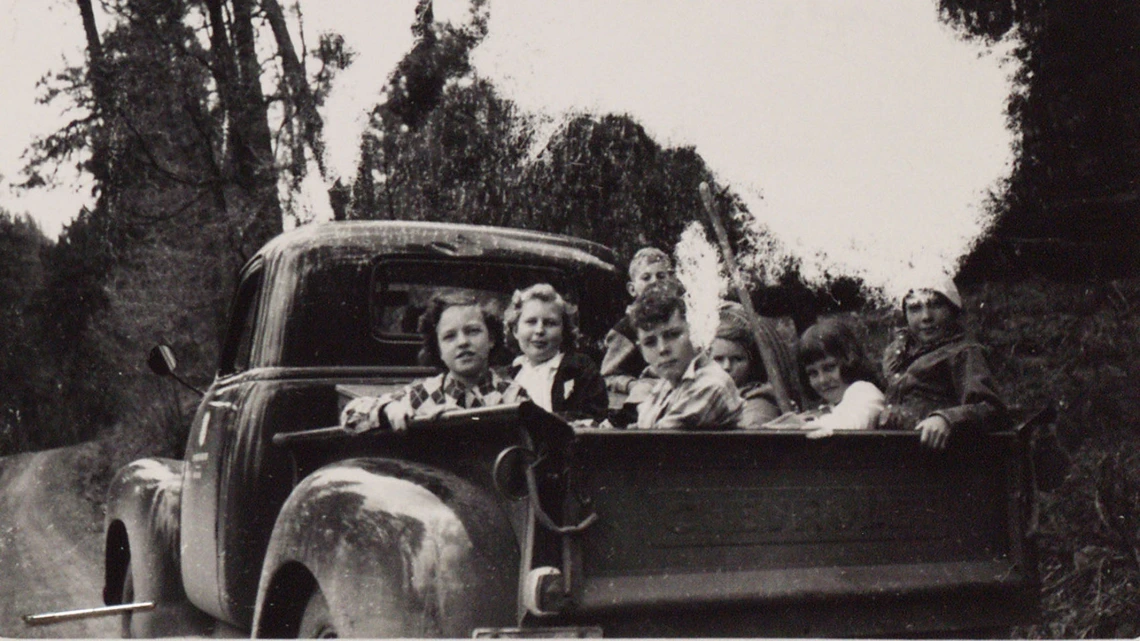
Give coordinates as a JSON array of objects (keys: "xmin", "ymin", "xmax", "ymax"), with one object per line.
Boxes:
[
  {"xmin": 600, "ymin": 247, "xmax": 676, "ymax": 394},
  {"xmin": 879, "ymin": 277, "xmax": 1007, "ymax": 449}
]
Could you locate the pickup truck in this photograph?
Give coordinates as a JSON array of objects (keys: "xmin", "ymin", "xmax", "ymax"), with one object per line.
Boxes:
[{"xmin": 101, "ymin": 220, "xmax": 1040, "ymax": 637}]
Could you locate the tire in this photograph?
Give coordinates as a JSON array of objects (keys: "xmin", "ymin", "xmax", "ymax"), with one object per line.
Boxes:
[
  {"xmin": 118, "ymin": 558, "xmax": 216, "ymax": 638},
  {"xmin": 298, "ymin": 589, "xmax": 338, "ymax": 638},
  {"xmin": 120, "ymin": 561, "xmax": 134, "ymax": 638}
]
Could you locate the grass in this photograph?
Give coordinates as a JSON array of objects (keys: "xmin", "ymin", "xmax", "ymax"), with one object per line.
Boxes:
[{"xmin": 967, "ymin": 277, "xmax": 1140, "ymax": 638}]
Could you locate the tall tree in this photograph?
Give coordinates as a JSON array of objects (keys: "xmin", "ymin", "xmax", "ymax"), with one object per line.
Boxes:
[
  {"xmin": 0, "ymin": 211, "xmax": 50, "ymax": 454},
  {"xmin": 76, "ymin": 0, "xmax": 113, "ymax": 196},
  {"xmin": 342, "ymin": 2, "xmax": 703, "ymax": 260},
  {"xmin": 222, "ymin": 0, "xmax": 283, "ymax": 257},
  {"xmin": 942, "ymin": 0, "xmax": 1140, "ymax": 279},
  {"xmin": 18, "ymin": 0, "xmax": 322, "ymax": 452},
  {"xmin": 262, "ymin": 0, "xmax": 326, "ymax": 181}
]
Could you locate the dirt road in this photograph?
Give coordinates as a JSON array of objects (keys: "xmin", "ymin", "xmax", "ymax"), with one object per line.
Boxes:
[{"xmin": 0, "ymin": 444, "xmax": 118, "ymax": 638}]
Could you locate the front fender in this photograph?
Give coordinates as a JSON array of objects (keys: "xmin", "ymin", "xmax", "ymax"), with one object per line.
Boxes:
[
  {"xmin": 104, "ymin": 458, "xmax": 184, "ymax": 605},
  {"xmin": 253, "ymin": 458, "xmax": 518, "ymax": 638},
  {"xmin": 103, "ymin": 458, "xmax": 213, "ymax": 636}
]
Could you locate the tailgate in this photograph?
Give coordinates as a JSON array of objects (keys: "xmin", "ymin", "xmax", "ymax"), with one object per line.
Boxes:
[{"xmin": 559, "ymin": 429, "xmax": 1036, "ymax": 632}]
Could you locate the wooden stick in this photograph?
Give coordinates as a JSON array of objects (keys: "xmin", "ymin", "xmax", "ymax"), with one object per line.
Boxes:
[{"xmin": 699, "ymin": 182, "xmax": 796, "ymax": 413}]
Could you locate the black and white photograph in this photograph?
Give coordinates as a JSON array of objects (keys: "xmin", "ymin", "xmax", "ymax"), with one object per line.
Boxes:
[{"xmin": 0, "ymin": 0, "xmax": 1135, "ymax": 637}]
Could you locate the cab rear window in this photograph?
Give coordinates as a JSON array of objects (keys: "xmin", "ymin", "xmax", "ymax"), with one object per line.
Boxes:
[{"xmin": 370, "ymin": 259, "xmax": 572, "ymax": 340}]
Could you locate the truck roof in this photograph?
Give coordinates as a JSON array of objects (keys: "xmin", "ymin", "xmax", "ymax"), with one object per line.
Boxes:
[{"xmin": 256, "ymin": 220, "xmax": 619, "ymax": 271}]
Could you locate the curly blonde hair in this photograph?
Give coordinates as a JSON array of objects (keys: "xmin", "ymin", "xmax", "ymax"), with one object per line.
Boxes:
[{"xmin": 503, "ymin": 283, "xmax": 580, "ymax": 354}]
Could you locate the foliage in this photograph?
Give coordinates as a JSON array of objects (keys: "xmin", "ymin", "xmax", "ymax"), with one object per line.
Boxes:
[
  {"xmin": 966, "ymin": 278, "xmax": 1140, "ymax": 638},
  {"xmin": 8, "ymin": 0, "xmax": 334, "ymax": 457},
  {"xmin": 968, "ymin": 278, "xmax": 1139, "ymax": 448},
  {"xmin": 343, "ymin": 6, "xmax": 790, "ymax": 270},
  {"xmin": 515, "ymin": 115, "xmax": 708, "ymax": 259},
  {"xmin": 383, "ymin": 0, "xmax": 488, "ymax": 130},
  {"xmin": 931, "ymin": 36, "xmax": 1140, "ymax": 641},
  {"xmin": 941, "ymin": 0, "xmax": 1140, "ymax": 280},
  {"xmin": 1030, "ymin": 445, "xmax": 1140, "ymax": 638},
  {"xmin": 0, "ymin": 211, "xmax": 50, "ymax": 454},
  {"xmin": 10, "ymin": 1, "xmax": 221, "ymax": 455}
]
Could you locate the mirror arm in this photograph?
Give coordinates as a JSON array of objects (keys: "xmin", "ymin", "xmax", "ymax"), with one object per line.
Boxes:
[{"xmin": 170, "ymin": 374, "xmax": 205, "ymax": 397}]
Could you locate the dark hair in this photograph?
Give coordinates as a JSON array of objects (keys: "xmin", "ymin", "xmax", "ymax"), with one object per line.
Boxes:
[
  {"xmin": 714, "ymin": 303, "xmax": 767, "ymax": 384},
  {"xmin": 797, "ymin": 317, "xmax": 879, "ymax": 396},
  {"xmin": 416, "ymin": 292, "xmax": 504, "ymax": 369},
  {"xmin": 503, "ymin": 283, "xmax": 579, "ymax": 354},
  {"xmin": 628, "ymin": 280, "xmax": 687, "ymax": 331}
]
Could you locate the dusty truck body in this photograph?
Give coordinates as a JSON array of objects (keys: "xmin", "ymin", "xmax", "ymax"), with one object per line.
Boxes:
[{"xmin": 101, "ymin": 220, "xmax": 1039, "ymax": 637}]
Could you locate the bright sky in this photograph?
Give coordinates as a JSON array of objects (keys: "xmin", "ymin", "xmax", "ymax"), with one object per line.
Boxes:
[
  {"xmin": 468, "ymin": 2, "xmax": 1018, "ymax": 297},
  {"xmin": 0, "ymin": 0, "xmax": 1018, "ymax": 298},
  {"xmin": 0, "ymin": 0, "xmax": 92, "ymax": 239}
]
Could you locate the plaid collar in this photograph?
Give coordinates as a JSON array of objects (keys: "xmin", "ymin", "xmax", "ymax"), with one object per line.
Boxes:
[
  {"xmin": 443, "ymin": 371, "xmax": 497, "ymax": 402},
  {"xmin": 652, "ymin": 353, "xmax": 709, "ymax": 395}
]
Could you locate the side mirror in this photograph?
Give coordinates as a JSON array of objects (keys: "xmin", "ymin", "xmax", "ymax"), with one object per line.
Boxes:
[
  {"xmin": 147, "ymin": 344, "xmax": 204, "ymax": 396},
  {"xmin": 148, "ymin": 345, "xmax": 178, "ymax": 377}
]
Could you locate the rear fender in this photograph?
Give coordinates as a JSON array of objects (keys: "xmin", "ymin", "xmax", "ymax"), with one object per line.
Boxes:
[
  {"xmin": 253, "ymin": 458, "xmax": 518, "ymax": 638},
  {"xmin": 103, "ymin": 458, "xmax": 214, "ymax": 636}
]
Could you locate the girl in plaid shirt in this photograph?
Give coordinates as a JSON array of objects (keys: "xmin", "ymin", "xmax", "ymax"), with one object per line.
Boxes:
[{"xmin": 341, "ymin": 293, "xmax": 527, "ymax": 432}]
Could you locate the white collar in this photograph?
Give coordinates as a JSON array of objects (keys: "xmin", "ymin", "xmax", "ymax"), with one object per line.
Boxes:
[{"xmin": 514, "ymin": 352, "xmax": 564, "ymax": 373}]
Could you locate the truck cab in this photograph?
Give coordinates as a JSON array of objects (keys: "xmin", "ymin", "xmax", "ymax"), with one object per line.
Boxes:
[{"xmin": 102, "ymin": 221, "xmax": 1039, "ymax": 637}]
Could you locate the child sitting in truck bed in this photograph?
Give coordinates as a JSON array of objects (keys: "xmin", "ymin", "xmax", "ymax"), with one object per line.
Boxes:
[
  {"xmin": 600, "ymin": 247, "xmax": 676, "ymax": 395},
  {"xmin": 878, "ymin": 277, "xmax": 1007, "ymax": 450},
  {"xmin": 796, "ymin": 317, "xmax": 885, "ymax": 438},
  {"xmin": 629, "ymin": 280, "xmax": 742, "ymax": 430},
  {"xmin": 341, "ymin": 292, "xmax": 527, "ymax": 432},
  {"xmin": 709, "ymin": 302, "xmax": 782, "ymax": 428},
  {"xmin": 504, "ymin": 283, "xmax": 608, "ymax": 422}
]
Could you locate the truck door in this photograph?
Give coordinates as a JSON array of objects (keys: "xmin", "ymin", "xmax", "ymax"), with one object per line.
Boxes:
[{"xmin": 180, "ymin": 262, "xmax": 264, "ymax": 623}]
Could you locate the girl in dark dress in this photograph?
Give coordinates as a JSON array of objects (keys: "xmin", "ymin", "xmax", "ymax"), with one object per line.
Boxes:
[{"xmin": 504, "ymin": 283, "xmax": 609, "ymax": 423}]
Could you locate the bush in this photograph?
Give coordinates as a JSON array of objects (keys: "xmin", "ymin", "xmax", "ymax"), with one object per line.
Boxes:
[
  {"xmin": 73, "ymin": 376, "xmax": 196, "ymax": 512},
  {"xmin": 968, "ymin": 278, "xmax": 1140, "ymax": 449},
  {"xmin": 1027, "ymin": 445, "xmax": 1140, "ymax": 638},
  {"xmin": 965, "ymin": 277, "xmax": 1140, "ymax": 638}
]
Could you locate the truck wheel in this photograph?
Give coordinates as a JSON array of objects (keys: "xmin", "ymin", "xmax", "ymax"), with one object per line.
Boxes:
[
  {"xmin": 120, "ymin": 561, "xmax": 135, "ymax": 638},
  {"xmin": 298, "ymin": 589, "xmax": 337, "ymax": 638}
]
